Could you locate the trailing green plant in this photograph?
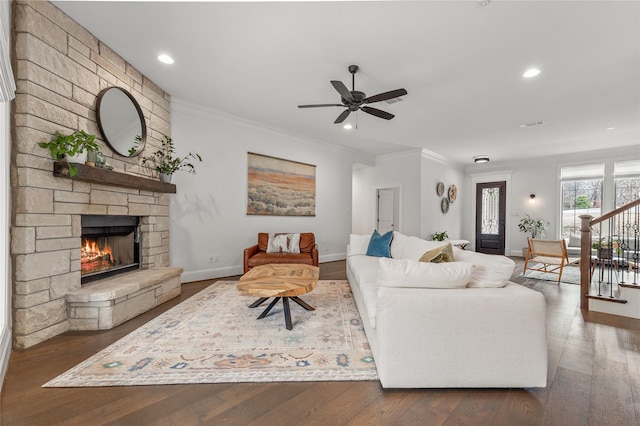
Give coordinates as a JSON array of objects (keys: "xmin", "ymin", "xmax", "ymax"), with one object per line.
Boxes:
[
  {"xmin": 432, "ymin": 231, "xmax": 448, "ymax": 241},
  {"xmin": 518, "ymin": 214, "xmax": 549, "ymax": 239},
  {"xmin": 38, "ymin": 130, "xmax": 100, "ymax": 177},
  {"xmin": 141, "ymin": 135, "xmax": 202, "ymax": 176}
]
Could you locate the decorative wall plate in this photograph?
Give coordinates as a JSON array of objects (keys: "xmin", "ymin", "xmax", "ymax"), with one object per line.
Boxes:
[
  {"xmin": 448, "ymin": 185, "xmax": 458, "ymax": 203},
  {"xmin": 436, "ymin": 182, "xmax": 445, "ymax": 196},
  {"xmin": 441, "ymin": 197, "xmax": 450, "ymax": 214}
]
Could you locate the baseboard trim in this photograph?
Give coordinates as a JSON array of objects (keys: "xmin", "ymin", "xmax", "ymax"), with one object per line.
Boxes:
[
  {"xmin": 180, "ymin": 253, "xmax": 348, "ymax": 283},
  {"xmin": 0, "ymin": 326, "xmax": 11, "ymax": 392}
]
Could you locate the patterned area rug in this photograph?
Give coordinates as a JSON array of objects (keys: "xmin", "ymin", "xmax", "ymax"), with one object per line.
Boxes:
[
  {"xmin": 521, "ymin": 263, "xmax": 580, "ymax": 285},
  {"xmin": 44, "ymin": 280, "xmax": 378, "ymax": 387}
]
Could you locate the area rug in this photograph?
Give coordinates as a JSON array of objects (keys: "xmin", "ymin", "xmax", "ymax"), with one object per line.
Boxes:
[
  {"xmin": 44, "ymin": 280, "xmax": 378, "ymax": 387},
  {"xmin": 521, "ymin": 263, "xmax": 580, "ymax": 285}
]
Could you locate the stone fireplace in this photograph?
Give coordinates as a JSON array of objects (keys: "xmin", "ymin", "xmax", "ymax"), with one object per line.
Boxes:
[{"xmin": 10, "ymin": 1, "xmax": 182, "ymax": 348}]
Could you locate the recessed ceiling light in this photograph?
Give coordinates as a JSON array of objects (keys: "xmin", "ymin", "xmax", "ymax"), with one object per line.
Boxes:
[
  {"xmin": 519, "ymin": 120, "xmax": 545, "ymax": 128},
  {"xmin": 343, "ymin": 124, "xmax": 353, "ymax": 130},
  {"xmin": 607, "ymin": 127, "xmax": 616, "ymax": 130},
  {"xmin": 157, "ymin": 54, "xmax": 174, "ymax": 64},
  {"xmin": 474, "ymin": 155, "xmax": 490, "ymax": 164},
  {"xmin": 523, "ymin": 68, "xmax": 541, "ymax": 78}
]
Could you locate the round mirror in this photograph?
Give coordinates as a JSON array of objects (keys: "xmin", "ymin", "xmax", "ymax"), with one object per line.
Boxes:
[{"xmin": 96, "ymin": 87, "xmax": 147, "ymax": 157}]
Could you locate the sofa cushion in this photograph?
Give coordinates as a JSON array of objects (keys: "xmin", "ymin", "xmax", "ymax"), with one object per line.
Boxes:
[
  {"xmin": 246, "ymin": 252, "xmax": 314, "ymax": 268},
  {"xmin": 390, "ymin": 231, "xmax": 409, "ymax": 258},
  {"xmin": 453, "ymin": 248, "xmax": 515, "ymax": 288},
  {"xmin": 366, "ymin": 230, "xmax": 393, "ymax": 258},
  {"xmin": 266, "ymin": 233, "xmax": 300, "ymax": 253},
  {"xmin": 348, "ymin": 234, "xmax": 371, "ymax": 256},
  {"xmin": 401, "ymin": 236, "xmax": 448, "ymax": 260},
  {"xmin": 347, "ymin": 255, "xmax": 379, "ymax": 328},
  {"xmin": 377, "ymin": 258, "xmax": 473, "ymax": 289},
  {"xmin": 419, "ymin": 243, "xmax": 455, "ymax": 263},
  {"xmin": 258, "ymin": 232, "xmax": 315, "ymax": 253}
]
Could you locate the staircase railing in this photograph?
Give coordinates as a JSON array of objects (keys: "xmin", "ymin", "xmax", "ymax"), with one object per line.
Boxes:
[{"xmin": 579, "ymin": 198, "xmax": 640, "ymax": 309}]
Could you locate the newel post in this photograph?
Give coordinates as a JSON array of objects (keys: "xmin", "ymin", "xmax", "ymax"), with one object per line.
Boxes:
[{"xmin": 579, "ymin": 215, "xmax": 593, "ymax": 309}]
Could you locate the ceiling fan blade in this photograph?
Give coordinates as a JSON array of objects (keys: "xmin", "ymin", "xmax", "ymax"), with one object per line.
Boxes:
[
  {"xmin": 361, "ymin": 106, "xmax": 395, "ymax": 120},
  {"xmin": 331, "ymin": 80, "xmax": 354, "ymax": 102},
  {"xmin": 298, "ymin": 104, "xmax": 344, "ymax": 108},
  {"xmin": 363, "ymin": 88, "xmax": 408, "ymax": 104},
  {"xmin": 334, "ymin": 109, "xmax": 351, "ymax": 124}
]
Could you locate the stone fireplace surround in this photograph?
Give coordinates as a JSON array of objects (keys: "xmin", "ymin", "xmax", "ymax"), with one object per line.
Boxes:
[{"xmin": 11, "ymin": 0, "xmax": 182, "ymax": 348}]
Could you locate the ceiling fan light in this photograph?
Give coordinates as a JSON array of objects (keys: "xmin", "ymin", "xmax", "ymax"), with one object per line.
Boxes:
[
  {"xmin": 474, "ymin": 155, "xmax": 490, "ymax": 164},
  {"xmin": 343, "ymin": 124, "xmax": 353, "ymax": 130}
]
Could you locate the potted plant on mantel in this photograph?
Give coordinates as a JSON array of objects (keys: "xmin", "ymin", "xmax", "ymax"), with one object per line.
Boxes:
[
  {"xmin": 38, "ymin": 130, "xmax": 101, "ymax": 177},
  {"xmin": 141, "ymin": 135, "xmax": 202, "ymax": 183},
  {"xmin": 431, "ymin": 231, "xmax": 449, "ymax": 241},
  {"xmin": 518, "ymin": 214, "xmax": 549, "ymax": 258}
]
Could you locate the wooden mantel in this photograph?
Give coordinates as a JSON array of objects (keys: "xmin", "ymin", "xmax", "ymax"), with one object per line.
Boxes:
[{"xmin": 53, "ymin": 162, "xmax": 177, "ymax": 194}]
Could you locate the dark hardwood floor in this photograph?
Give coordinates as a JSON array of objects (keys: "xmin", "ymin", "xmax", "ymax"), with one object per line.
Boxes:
[{"xmin": 2, "ymin": 259, "xmax": 640, "ymax": 425}]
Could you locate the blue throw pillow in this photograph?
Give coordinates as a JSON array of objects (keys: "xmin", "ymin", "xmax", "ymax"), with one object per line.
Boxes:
[{"xmin": 366, "ymin": 230, "xmax": 393, "ymax": 258}]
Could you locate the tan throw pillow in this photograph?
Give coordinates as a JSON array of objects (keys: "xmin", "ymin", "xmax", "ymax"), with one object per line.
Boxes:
[{"xmin": 419, "ymin": 243, "xmax": 454, "ymax": 263}]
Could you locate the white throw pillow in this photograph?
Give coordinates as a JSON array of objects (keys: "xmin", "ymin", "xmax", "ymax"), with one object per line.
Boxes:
[
  {"xmin": 348, "ymin": 234, "xmax": 371, "ymax": 256},
  {"xmin": 401, "ymin": 236, "xmax": 448, "ymax": 260},
  {"xmin": 266, "ymin": 233, "xmax": 300, "ymax": 253},
  {"xmin": 453, "ymin": 248, "xmax": 515, "ymax": 288},
  {"xmin": 390, "ymin": 231, "xmax": 409, "ymax": 258},
  {"xmin": 376, "ymin": 257, "xmax": 473, "ymax": 289}
]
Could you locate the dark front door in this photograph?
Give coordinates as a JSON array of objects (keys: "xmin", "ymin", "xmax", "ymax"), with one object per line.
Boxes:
[{"xmin": 475, "ymin": 181, "xmax": 506, "ymax": 255}]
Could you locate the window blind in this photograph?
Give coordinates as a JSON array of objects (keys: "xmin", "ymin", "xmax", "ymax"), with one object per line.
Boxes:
[
  {"xmin": 614, "ymin": 159, "xmax": 640, "ymax": 177},
  {"xmin": 560, "ymin": 163, "xmax": 604, "ymax": 180}
]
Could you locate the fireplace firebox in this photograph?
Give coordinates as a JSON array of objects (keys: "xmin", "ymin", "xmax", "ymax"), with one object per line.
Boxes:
[{"xmin": 81, "ymin": 215, "xmax": 140, "ymax": 284}]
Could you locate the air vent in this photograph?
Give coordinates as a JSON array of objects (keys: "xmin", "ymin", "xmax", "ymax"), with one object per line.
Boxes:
[
  {"xmin": 519, "ymin": 120, "xmax": 545, "ymax": 128},
  {"xmin": 385, "ymin": 98, "xmax": 404, "ymax": 105}
]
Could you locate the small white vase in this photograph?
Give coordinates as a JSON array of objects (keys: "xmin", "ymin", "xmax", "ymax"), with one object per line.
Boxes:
[
  {"xmin": 159, "ymin": 173, "xmax": 172, "ymax": 183},
  {"xmin": 66, "ymin": 151, "xmax": 87, "ymax": 164}
]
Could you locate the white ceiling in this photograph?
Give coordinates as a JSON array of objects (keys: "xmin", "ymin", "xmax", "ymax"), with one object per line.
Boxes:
[{"xmin": 53, "ymin": 0, "xmax": 640, "ymax": 164}]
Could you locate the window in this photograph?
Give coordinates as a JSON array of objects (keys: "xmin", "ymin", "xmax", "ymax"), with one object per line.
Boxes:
[
  {"xmin": 560, "ymin": 164, "xmax": 604, "ymax": 238},
  {"xmin": 614, "ymin": 159, "xmax": 640, "ymax": 208}
]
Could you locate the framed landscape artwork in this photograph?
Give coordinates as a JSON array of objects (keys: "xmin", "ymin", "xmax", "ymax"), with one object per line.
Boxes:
[{"xmin": 247, "ymin": 152, "xmax": 316, "ymax": 216}]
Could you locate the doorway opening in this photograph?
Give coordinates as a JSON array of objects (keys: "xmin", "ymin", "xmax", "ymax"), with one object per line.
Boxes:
[{"xmin": 377, "ymin": 187, "xmax": 399, "ymax": 234}]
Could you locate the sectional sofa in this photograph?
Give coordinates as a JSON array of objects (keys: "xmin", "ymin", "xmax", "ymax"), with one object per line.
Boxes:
[{"xmin": 347, "ymin": 232, "xmax": 548, "ymax": 388}]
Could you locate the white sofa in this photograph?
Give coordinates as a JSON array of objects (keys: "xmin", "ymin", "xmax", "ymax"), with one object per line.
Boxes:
[{"xmin": 347, "ymin": 232, "xmax": 548, "ymax": 388}]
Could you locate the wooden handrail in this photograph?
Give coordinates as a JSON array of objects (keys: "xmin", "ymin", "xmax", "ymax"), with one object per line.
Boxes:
[{"xmin": 591, "ymin": 198, "xmax": 640, "ymax": 225}]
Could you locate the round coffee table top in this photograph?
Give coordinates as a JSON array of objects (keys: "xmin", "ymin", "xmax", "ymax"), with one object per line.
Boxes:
[{"xmin": 237, "ymin": 264, "xmax": 319, "ymax": 298}]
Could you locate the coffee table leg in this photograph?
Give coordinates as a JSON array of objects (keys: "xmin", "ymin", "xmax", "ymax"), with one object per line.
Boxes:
[
  {"xmin": 248, "ymin": 297, "xmax": 269, "ymax": 308},
  {"xmin": 282, "ymin": 297, "xmax": 292, "ymax": 330},
  {"xmin": 257, "ymin": 297, "xmax": 280, "ymax": 319},
  {"xmin": 290, "ymin": 296, "xmax": 315, "ymax": 311}
]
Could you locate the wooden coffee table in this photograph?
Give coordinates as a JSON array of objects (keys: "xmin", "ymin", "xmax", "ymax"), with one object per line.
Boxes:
[{"xmin": 237, "ymin": 264, "xmax": 319, "ymax": 330}]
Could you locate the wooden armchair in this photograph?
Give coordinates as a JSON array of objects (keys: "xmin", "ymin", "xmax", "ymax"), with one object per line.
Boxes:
[{"xmin": 523, "ymin": 238, "xmax": 580, "ymax": 284}]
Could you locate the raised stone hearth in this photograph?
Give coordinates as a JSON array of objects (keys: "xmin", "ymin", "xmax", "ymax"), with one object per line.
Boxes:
[
  {"xmin": 10, "ymin": 1, "xmax": 179, "ymax": 348},
  {"xmin": 67, "ymin": 267, "xmax": 183, "ymax": 330}
]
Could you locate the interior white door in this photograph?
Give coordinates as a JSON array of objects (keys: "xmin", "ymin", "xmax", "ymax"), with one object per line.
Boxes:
[{"xmin": 377, "ymin": 189, "xmax": 395, "ymax": 233}]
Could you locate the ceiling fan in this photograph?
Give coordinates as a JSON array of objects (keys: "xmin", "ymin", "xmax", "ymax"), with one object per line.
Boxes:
[{"xmin": 298, "ymin": 65, "xmax": 407, "ymax": 124}]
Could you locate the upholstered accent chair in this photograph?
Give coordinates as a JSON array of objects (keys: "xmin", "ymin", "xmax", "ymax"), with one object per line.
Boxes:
[
  {"xmin": 243, "ymin": 233, "xmax": 319, "ymax": 273},
  {"xmin": 523, "ymin": 238, "xmax": 580, "ymax": 284}
]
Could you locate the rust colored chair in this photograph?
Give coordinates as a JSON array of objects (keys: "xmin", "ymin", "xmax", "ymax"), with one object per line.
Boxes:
[{"xmin": 243, "ymin": 233, "xmax": 319, "ymax": 273}]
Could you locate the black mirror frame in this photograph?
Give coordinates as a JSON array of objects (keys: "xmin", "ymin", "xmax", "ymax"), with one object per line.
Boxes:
[{"xmin": 96, "ymin": 87, "xmax": 147, "ymax": 158}]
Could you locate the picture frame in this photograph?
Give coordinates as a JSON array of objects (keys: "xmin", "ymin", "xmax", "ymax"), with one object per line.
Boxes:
[{"xmin": 247, "ymin": 152, "xmax": 316, "ymax": 216}]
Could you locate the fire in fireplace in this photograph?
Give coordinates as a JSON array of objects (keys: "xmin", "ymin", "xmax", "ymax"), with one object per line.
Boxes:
[{"xmin": 81, "ymin": 215, "xmax": 140, "ymax": 283}]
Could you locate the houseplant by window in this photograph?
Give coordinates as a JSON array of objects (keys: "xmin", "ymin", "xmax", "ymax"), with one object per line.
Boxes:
[
  {"xmin": 141, "ymin": 135, "xmax": 202, "ymax": 182},
  {"xmin": 518, "ymin": 214, "xmax": 549, "ymax": 258},
  {"xmin": 38, "ymin": 130, "xmax": 101, "ymax": 177}
]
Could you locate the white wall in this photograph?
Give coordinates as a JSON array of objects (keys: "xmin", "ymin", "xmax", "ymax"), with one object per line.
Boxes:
[
  {"xmin": 464, "ymin": 145, "xmax": 640, "ymax": 256},
  {"xmin": 420, "ymin": 150, "xmax": 465, "ymax": 240},
  {"xmin": 170, "ymin": 99, "xmax": 368, "ymax": 282},
  {"xmin": 352, "ymin": 150, "xmax": 422, "ymax": 236}
]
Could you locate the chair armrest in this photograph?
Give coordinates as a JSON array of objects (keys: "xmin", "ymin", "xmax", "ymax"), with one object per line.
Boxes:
[
  {"xmin": 243, "ymin": 244, "xmax": 260, "ymax": 273},
  {"xmin": 311, "ymin": 243, "xmax": 319, "ymax": 266}
]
